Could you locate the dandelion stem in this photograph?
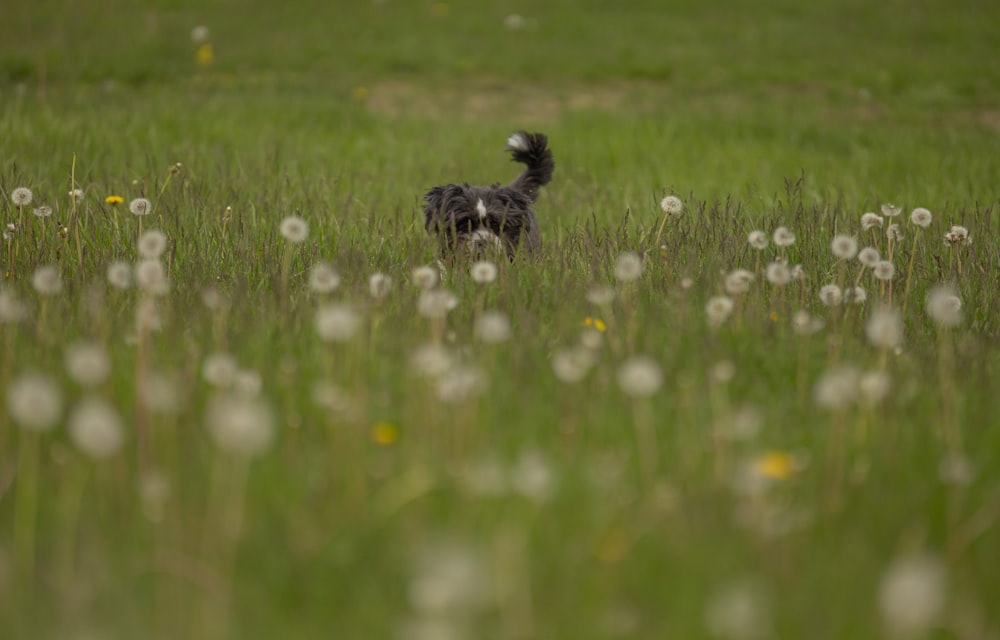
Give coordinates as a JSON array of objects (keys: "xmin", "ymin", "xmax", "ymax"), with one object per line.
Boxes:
[
  {"xmin": 56, "ymin": 457, "xmax": 90, "ymax": 591},
  {"xmin": 901, "ymin": 230, "xmax": 921, "ymax": 319},
  {"xmin": 71, "ymin": 154, "xmax": 83, "ymax": 270},
  {"xmin": 936, "ymin": 328, "xmax": 963, "ymax": 454},
  {"xmin": 201, "ymin": 455, "xmax": 250, "ymax": 640},
  {"xmin": 14, "ymin": 430, "xmax": 42, "ymax": 594},
  {"xmin": 631, "ymin": 398, "xmax": 659, "ymax": 489},
  {"xmin": 280, "ymin": 243, "xmax": 292, "ymax": 312}
]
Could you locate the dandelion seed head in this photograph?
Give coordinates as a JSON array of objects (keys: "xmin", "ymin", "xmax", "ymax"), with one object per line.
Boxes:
[
  {"xmin": 813, "ymin": 365, "xmax": 860, "ymax": 409},
  {"xmin": 409, "ymin": 541, "xmax": 490, "ymax": 618},
  {"xmin": 706, "ymin": 295, "xmax": 735, "ymax": 327},
  {"xmin": 315, "ymin": 303, "xmax": 361, "ymax": 342},
  {"xmin": 311, "ymin": 380, "xmax": 360, "ymax": 419},
  {"xmin": 579, "ymin": 328, "xmax": 604, "ymax": 350},
  {"xmin": 7, "ymin": 373, "xmax": 62, "ymax": 431},
  {"xmin": 368, "ymin": 272, "xmax": 392, "ymax": 299},
  {"xmin": 617, "ymin": 356, "xmax": 663, "ymax": 397},
  {"xmin": 660, "ymin": 195, "xmax": 683, "ymax": 216},
  {"xmin": 137, "ymin": 229, "xmax": 168, "ymax": 259},
  {"xmin": 721, "ymin": 405, "xmax": 764, "ymax": 441},
  {"xmin": 880, "ymin": 203, "xmax": 901, "ymax": 218},
  {"xmin": 704, "ymin": 578, "xmax": 771, "ymax": 640},
  {"xmin": 107, "ymin": 261, "xmax": 132, "ymax": 289},
  {"xmin": 417, "ymin": 289, "xmax": 458, "ymax": 319},
  {"xmin": 765, "ymin": 261, "xmax": 792, "ymax": 286},
  {"xmin": 585, "ymin": 285, "xmax": 616, "ymax": 306},
  {"xmin": 938, "ymin": 453, "xmax": 974, "ymax": 487},
  {"xmin": 879, "ymin": 553, "xmax": 947, "ymax": 638},
  {"xmin": 191, "ymin": 25, "xmax": 210, "ymax": 43},
  {"xmin": 724, "ymin": 269, "xmax": 755, "ymax": 295},
  {"xmin": 873, "ymin": 260, "xmax": 896, "ymax": 281},
  {"xmin": 844, "ymin": 286, "xmax": 866, "ymax": 304},
  {"xmin": 910, "ymin": 207, "xmax": 933, "ymax": 228},
  {"xmin": 886, "ymin": 224, "xmax": 903, "ymax": 242},
  {"xmin": 129, "ymin": 197, "xmax": 152, "ymax": 216},
  {"xmin": 470, "ymin": 260, "xmax": 498, "ymax": 284},
  {"xmin": 435, "ymin": 366, "xmax": 487, "ymax": 404},
  {"xmin": 461, "ymin": 458, "xmax": 509, "ymax": 497},
  {"xmin": 944, "ymin": 225, "xmax": 971, "ymax": 246},
  {"xmin": 747, "ymin": 230, "xmax": 768, "ymax": 250},
  {"xmin": 202, "ymin": 352, "xmax": 239, "ymax": 388},
  {"xmin": 411, "ymin": 265, "xmax": 439, "ymax": 290},
  {"xmin": 818, "ymin": 284, "xmax": 843, "ymax": 307},
  {"xmin": 141, "ymin": 373, "xmax": 182, "ymax": 414},
  {"xmin": 135, "ymin": 259, "xmax": 170, "ymax": 296},
  {"xmin": 65, "ymin": 342, "xmax": 111, "ymax": 386},
  {"xmin": 503, "ymin": 13, "xmax": 526, "ymax": 30},
  {"xmin": 308, "ymin": 262, "xmax": 341, "ymax": 294},
  {"xmin": 858, "ymin": 247, "xmax": 881, "ymax": 267},
  {"xmin": 69, "ymin": 398, "xmax": 124, "ymax": 459},
  {"xmin": 32, "ymin": 265, "xmax": 63, "ymax": 296},
  {"xmin": 859, "ymin": 370, "xmax": 892, "ymax": 406},
  {"xmin": 866, "ymin": 306, "xmax": 903, "ymax": 350},
  {"xmin": 831, "ymin": 234, "xmax": 858, "ymax": 260},
  {"xmin": 279, "ymin": 215, "xmax": 309, "ymax": 243},
  {"xmin": 511, "ymin": 449, "xmax": 556, "ymax": 503},
  {"xmin": 233, "ymin": 369, "xmax": 262, "ymax": 398},
  {"xmin": 0, "ymin": 289, "xmax": 28, "ymax": 324},
  {"xmin": 791, "ymin": 310, "xmax": 824, "ymax": 336},
  {"xmin": 200, "ymin": 286, "xmax": 229, "ymax": 310},
  {"xmin": 134, "ymin": 297, "xmax": 162, "ymax": 332},
  {"xmin": 69, "ymin": 188, "xmax": 85, "ymax": 202},
  {"xmin": 789, "ymin": 264, "xmax": 806, "ymax": 281},
  {"xmin": 861, "ymin": 212, "xmax": 883, "ymax": 230},
  {"xmin": 925, "ymin": 285, "xmax": 962, "ymax": 327},
  {"xmin": 11, "ymin": 187, "xmax": 33, "ymax": 206},
  {"xmin": 772, "ymin": 226, "xmax": 796, "ymax": 247},
  {"xmin": 410, "ymin": 344, "xmax": 455, "ymax": 379},
  {"xmin": 205, "ymin": 393, "xmax": 276, "ymax": 458},
  {"xmin": 138, "ymin": 470, "xmax": 172, "ymax": 519},
  {"xmin": 474, "ymin": 310, "xmax": 510, "ymax": 343},
  {"xmin": 551, "ymin": 347, "xmax": 596, "ymax": 384},
  {"xmin": 614, "ymin": 252, "xmax": 643, "ymax": 282},
  {"xmin": 33, "ymin": 205, "xmax": 53, "ymax": 218},
  {"xmin": 711, "ymin": 360, "xmax": 736, "ymax": 384}
]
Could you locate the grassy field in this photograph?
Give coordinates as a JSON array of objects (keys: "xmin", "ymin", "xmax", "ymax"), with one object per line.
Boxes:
[{"xmin": 2, "ymin": 0, "xmax": 1000, "ymax": 638}]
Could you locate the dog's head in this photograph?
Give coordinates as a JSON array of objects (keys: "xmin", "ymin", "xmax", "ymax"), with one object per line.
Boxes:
[{"xmin": 424, "ymin": 184, "xmax": 538, "ymax": 261}]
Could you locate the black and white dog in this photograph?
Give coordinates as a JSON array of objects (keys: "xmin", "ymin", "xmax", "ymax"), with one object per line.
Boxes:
[{"xmin": 423, "ymin": 131, "xmax": 554, "ymax": 261}]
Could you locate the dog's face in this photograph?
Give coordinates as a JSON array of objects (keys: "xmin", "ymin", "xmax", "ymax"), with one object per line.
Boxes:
[{"xmin": 424, "ymin": 184, "xmax": 538, "ymax": 261}]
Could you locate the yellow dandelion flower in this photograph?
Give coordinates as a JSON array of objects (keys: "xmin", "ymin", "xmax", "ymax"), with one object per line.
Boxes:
[
  {"xmin": 370, "ymin": 421, "xmax": 399, "ymax": 446},
  {"xmin": 583, "ymin": 317, "xmax": 607, "ymax": 332},
  {"xmin": 105, "ymin": 195, "xmax": 123, "ymax": 205},
  {"xmin": 594, "ymin": 528, "xmax": 629, "ymax": 564},
  {"xmin": 769, "ymin": 311, "xmax": 779, "ymax": 322},
  {"xmin": 352, "ymin": 86, "xmax": 369, "ymax": 102},
  {"xmin": 196, "ymin": 43, "xmax": 214, "ymax": 66},
  {"xmin": 754, "ymin": 451, "xmax": 796, "ymax": 480}
]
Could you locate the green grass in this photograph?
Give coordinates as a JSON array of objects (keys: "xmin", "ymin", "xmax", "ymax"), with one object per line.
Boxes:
[{"xmin": 2, "ymin": 0, "xmax": 1000, "ymax": 638}]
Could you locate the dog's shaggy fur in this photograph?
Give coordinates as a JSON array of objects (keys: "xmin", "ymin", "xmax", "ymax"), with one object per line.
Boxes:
[{"xmin": 423, "ymin": 131, "xmax": 554, "ymax": 261}]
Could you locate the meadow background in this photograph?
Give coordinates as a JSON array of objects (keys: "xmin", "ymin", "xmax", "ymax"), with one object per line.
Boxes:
[{"xmin": 2, "ymin": 0, "xmax": 1000, "ymax": 638}]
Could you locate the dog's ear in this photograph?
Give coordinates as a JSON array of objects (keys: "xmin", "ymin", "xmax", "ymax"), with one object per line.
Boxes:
[{"xmin": 423, "ymin": 186, "xmax": 446, "ymax": 230}]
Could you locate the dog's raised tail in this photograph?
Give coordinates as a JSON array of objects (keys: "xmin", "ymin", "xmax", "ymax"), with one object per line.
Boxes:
[{"xmin": 506, "ymin": 131, "xmax": 554, "ymax": 202}]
